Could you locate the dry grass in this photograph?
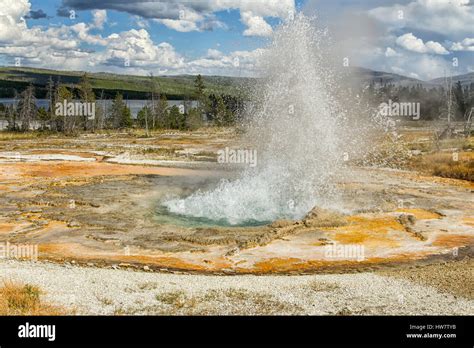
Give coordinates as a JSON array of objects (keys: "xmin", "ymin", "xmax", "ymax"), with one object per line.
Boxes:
[
  {"xmin": 0, "ymin": 131, "xmax": 58, "ymax": 141},
  {"xmin": 0, "ymin": 280, "xmax": 67, "ymax": 315},
  {"xmin": 151, "ymin": 288, "xmax": 301, "ymax": 315},
  {"xmin": 411, "ymin": 152, "xmax": 474, "ymax": 181},
  {"xmin": 200, "ymin": 288, "xmax": 300, "ymax": 315},
  {"xmin": 432, "ymin": 162, "xmax": 474, "ymax": 181},
  {"xmin": 378, "ymin": 258, "xmax": 474, "ymax": 300},
  {"xmin": 155, "ymin": 290, "xmax": 191, "ymax": 308},
  {"xmin": 400, "ymin": 133, "xmax": 474, "ymax": 181},
  {"xmin": 308, "ymin": 281, "xmax": 340, "ymax": 292},
  {"xmin": 95, "ymin": 294, "xmax": 114, "ymax": 306},
  {"xmin": 140, "ymin": 146, "xmax": 182, "ymax": 156}
]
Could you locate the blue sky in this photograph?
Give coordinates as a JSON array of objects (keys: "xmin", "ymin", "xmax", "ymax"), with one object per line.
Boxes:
[
  {"xmin": 0, "ymin": 0, "xmax": 473, "ymax": 79},
  {"xmin": 27, "ymin": 0, "xmax": 275, "ymax": 58}
]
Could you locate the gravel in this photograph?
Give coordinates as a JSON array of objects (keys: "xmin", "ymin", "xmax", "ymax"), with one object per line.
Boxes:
[
  {"xmin": 1, "ymin": 259, "xmax": 473, "ymax": 315},
  {"xmin": 378, "ymin": 257, "xmax": 474, "ymax": 299}
]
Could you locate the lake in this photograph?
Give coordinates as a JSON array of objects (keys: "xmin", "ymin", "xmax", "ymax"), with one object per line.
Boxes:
[{"xmin": 0, "ymin": 99, "xmax": 196, "ymax": 118}]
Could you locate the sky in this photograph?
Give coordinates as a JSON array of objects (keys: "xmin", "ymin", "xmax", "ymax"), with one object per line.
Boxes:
[{"xmin": 0, "ymin": 0, "xmax": 473, "ymax": 80}]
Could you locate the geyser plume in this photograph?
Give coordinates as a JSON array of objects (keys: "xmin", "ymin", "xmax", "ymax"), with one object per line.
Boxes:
[{"xmin": 164, "ymin": 14, "xmax": 349, "ymax": 225}]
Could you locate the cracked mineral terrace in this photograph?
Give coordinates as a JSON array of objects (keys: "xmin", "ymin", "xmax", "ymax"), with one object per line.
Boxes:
[{"xmin": 0, "ymin": 131, "xmax": 472, "ymax": 275}]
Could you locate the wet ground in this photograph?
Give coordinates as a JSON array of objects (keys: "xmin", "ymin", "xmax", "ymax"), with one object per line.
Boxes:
[{"xmin": 0, "ymin": 131, "xmax": 472, "ymax": 274}]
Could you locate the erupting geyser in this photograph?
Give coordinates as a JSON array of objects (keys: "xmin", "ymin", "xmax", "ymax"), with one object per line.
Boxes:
[{"xmin": 163, "ymin": 14, "xmax": 349, "ymax": 225}]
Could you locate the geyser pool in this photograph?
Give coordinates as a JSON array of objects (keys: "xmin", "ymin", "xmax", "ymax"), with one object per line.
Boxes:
[
  {"xmin": 155, "ymin": 205, "xmax": 272, "ymax": 228},
  {"xmin": 162, "ymin": 14, "xmax": 349, "ymax": 226}
]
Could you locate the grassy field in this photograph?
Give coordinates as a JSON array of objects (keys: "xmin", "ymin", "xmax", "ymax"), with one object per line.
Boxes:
[
  {"xmin": 0, "ymin": 281, "xmax": 67, "ymax": 315},
  {"xmin": 0, "ymin": 66, "xmax": 249, "ymax": 99},
  {"xmin": 404, "ymin": 134, "xmax": 474, "ymax": 181},
  {"xmin": 412, "ymin": 151, "xmax": 474, "ymax": 181},
  {"xmin": 0, "ymin": 123, "xmax": 472, "ymax": 181}
]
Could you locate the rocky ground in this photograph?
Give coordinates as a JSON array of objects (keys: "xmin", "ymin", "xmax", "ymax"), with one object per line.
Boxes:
[
  {"xmin": 0, "ymin": 130, "xmax": 472, "ymax": 315},
  {"xmin": 0, "ymin": 154, "xmax": 471, "ymax": 273},
  {"xmin": 0, "ymin": 257, "xmax": 472, "ymax": 315}
]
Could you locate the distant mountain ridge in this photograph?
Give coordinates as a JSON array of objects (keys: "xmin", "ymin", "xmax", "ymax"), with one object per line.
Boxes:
[
  {"xmin": 0, "ymin": 66, "xmax": 472, "ymax": 99},
  {"xmin": 429, "ymin": 72, "xmax": 474, "ymax": 87},
  {"xmin": 346, "ymin": 67, "xmax": 474, "ymax": 88},
  {"xmin": 0, "ymin": 66, "xmax": 245, "ymax": 99}
]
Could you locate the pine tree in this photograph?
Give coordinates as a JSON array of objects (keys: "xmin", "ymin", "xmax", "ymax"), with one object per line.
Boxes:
[
  {"xmin": 56, "ymin": 85, "xmax": 73, "ymax": 133},
  {"xmin": 454, "ymin": 81, "xmax": 466, "ymax": 120},
  {"xmin": 167, "ymin": 105, "xmax": 186, "ymax": 129},
  {"xmin": 148, "ymin": 73, "xmax": 160, "ymax": 131},
  {"xmin": 78, "ymin": 73, "xmax": 95, "ymax": 130},
  {"xmin": 186, "ymin": 108, "xmax": 202, "ymax": 130},
  {"xmin": 156, "ymin": 95, "xmax": 168, "ymax": 128},
  {"xmin": 37, "ymin": 107, "xmax": 49, "ymax": 130},
  {"xmin": 46, "ymin": 76, "xmax": 55, "ymax": 129},
  {"xmin": 122, "ymin": 104, "xmax": 132, "ymax": 128},
  {"xmin": 137, "ymin": 105, "xmax": 150, "ymax": 128},
  {"xmin": 213, "ymin": 95, "xmax": 231, "ymax": 126},
  {"xmin": 111, "ymin": 93, "xmax": 131, "ymax": 128},
  {"xmin": 6, "ymin": 103, "xmax": 18, "ymax": 131},
  {"xmin": 17, "ymin": 84, "xmax": 36, "ymax": 131},
  {"xmin": 194, "ymin": 74, "xmax": 208, "ymax": 117}
]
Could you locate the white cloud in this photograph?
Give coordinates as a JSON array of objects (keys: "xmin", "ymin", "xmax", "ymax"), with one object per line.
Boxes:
[
  {"xmin": 379, "ymin": 52, "xmax": 451, "ymax": 80},
  {"xmin": 71, "ymin": 22, "xmax": 107, "ymax": 45},
  {"xmin": 359, "ymin": 33, "xmax": 453, "ymax": 80},
  {"xmin": 385, "ymin": 47, "xmax": 400, "ymax": 57},
  {"xmin": 355, "ymin": 0, "xmax": 474, "ymax": 80},
  {"xmin": 0, "ymin": 0, "xmax": 82, "ymax": 66},
  {"xmin": 0, "ymin": 0, "xmax": 294, "ymax": 76},
  {"xmin": 369, "ymin": 0, "xmax": 474, "ymax": 37},
  {"xmin": 133, "ymin": 16, "xmax": 149, "ymax": 29},
  {"xmin": 396, "ymin": 33, "xmax": 449, "ymax": 55},
  {"xmin": 154, "ymin": 7, "xmax": 203, "ymax": 32},
  {"xmin": 156, "ymin": 18, "xmax": 198, "ymax": 32},
  {"xmin": 0, "ymin": 0, "xmax": 30, "ymax": 21},
  {"xmin": 0, "ymin": 0, "xmax": 188, "ymax": 74},
  {"xmin": 206, "ymin": 49, "xmax": 223, "ymax": 59},
  {"xmin": 0, "ymin": 0, "xmax": 30, "ymax": 41},
  {"xmin": 153, "ymin": 12, "xmax": 227, "ymax": 33},
  {"xmin": 0, "ymin": 0, "xmax": 262, "ymax": 76},
  {"xmin": 92, "ymin": 9, "xmax": 107, "ymax": 29},
  {"xmin": 424, "ymin": 40, "xmax": 449, "ymax": 55},
  {"xmin": 91, "ymin": 29, "xmax": 185, "ymax": 71},
  {"xmin": 241, "ymin": 11, "xmax": 273, "ymax": 37},
  {"xmin": 187, "ymin": 48, "xmax": 265, "ymax": 76},
  {"xmin": 61, "ymin": 0, "xmax": 295, "ymax": 36},
  {"xmin": 451, "ymin": 38, "xmax": 474, "ymax": 51}
]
